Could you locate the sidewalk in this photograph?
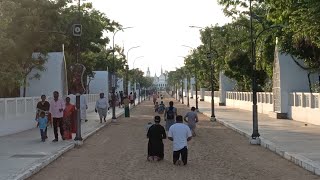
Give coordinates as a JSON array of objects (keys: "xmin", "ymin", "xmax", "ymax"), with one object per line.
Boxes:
[
  {"xmin": 0, "ymin": 99, "xmax": 141, "ymax": 180},
  {"xmin": 181, "ymin": 96, "xmax": 320, "ymax": 175}
]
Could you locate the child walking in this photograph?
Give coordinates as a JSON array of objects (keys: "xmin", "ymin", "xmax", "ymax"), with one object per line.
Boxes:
[{"xmin": 37, "ymin": 111, "xmax": 49, "ymax": 142}]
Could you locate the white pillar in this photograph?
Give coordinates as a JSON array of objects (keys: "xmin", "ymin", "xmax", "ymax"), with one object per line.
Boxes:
[
  {"xmin": 200, "ymin": 88, "xmax": 206, "ymax": 101},
  {"xmin": 219, "ymin": 71, "xmax": 236, "ymax": 106},
  {"xmin": 184, "ymin": 78, "xmax": 188, "ymax": 97},
  {"xmin": 128, "ymin": 81, "xmax": 131, "ymax": 95},
  {"xmin": 190, "ymin": 78, "xmax": 194, "ymax": 99}
]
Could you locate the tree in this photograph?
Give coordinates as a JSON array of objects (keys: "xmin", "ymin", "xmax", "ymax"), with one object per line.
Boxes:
[
  {"xmin": 0, "ymin": 0, "xmax": 68, "ymax": 97},
  {"xmin": 0, "ymin": 0, "xmax": 121, "ymax": 97},
  {"xmin": 218, "ymin": 0, "xmax": 320, "ymax": 91}
]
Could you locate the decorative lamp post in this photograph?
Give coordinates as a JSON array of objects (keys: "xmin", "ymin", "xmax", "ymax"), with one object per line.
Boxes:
[
  {"xmin": 111, "ymin": 26, "xmax": 133, "ymax": 121},
  {"xmin": 71, "ymin": 0, "xmax": 85, "ymax": 142}
]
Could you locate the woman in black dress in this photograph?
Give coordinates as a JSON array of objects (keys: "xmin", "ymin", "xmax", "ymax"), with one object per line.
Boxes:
[{"xmin": 147, "ymin": 116, "xmax": 167, "ymax": 161}]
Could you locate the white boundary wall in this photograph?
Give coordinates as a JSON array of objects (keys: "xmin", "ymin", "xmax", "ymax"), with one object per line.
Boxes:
[
  {"xmin": 0, "ymin": 94, "xmax": 99, "ymax": 137},
  {"xmin": 289, "ymin": 92, "xmax": 320, "ymax": 125},
  {"xmin": 226, "ymin": 92, "xmax": 273, "ymax": 114}
]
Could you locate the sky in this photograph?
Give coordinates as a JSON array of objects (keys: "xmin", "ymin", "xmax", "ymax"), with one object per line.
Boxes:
[{"xmin": 90, "ymin": 0, "xmax": 230, "ymax": 76}]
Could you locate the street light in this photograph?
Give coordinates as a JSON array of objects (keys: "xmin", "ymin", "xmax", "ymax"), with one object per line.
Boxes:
[
  {"xmin": 181, "ymin": 45, "xmax": 194, "ymax": 107},
  {"xmin": 132, "ymin": 56, "xmax": 144, "ymax": 105},
  {"xmin": 249, "ymin": 0, "xmax": 283, "ymax": 144},
  {"xmin": 125, "ymin": 45, "xmax": 140, "ymax": 96},
  {"xmin": 127, "ymin": 46, "xmax": 141, "ymax": 65},
  {"xmin": 132, "ymin": 56, "xmax": 144, "ymax": 68},
  {"xmin": 190, "ymin": 25, "xmax": 215, "ymax": 116},
  {"xmin": 112, "ymin": 26, "xmax": 133, "ymax": 120}
]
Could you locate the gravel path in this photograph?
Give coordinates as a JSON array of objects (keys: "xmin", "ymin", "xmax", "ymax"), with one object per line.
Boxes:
[{"xmin": 29, "ymin": 96, "xmax": 318, "ymax": 180}]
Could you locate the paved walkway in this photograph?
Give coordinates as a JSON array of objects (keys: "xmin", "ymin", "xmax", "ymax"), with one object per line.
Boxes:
[
  {"xmin": 181, "ymin": 96, "xmax": 320, "ymax": 175},
  {"xmin": 0, "ymin": 99, "xmax": 141, "ymax": 180},
  {"xmin": 28, "ymin": 95, "xmax": 317, "ymax": 180}
]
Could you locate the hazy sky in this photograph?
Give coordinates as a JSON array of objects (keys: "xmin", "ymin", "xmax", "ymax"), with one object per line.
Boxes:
[{"xmin": 91, "ymin": 0, "xmax": 230, "ymax": 76}]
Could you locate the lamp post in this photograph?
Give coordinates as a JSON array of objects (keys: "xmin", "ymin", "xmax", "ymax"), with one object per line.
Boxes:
[
  {"xmin": 181, "ymin": 45, "xmax": 194, "ymax": 107},
  {"xmin": 125, "ymin": 64, "xmax": 129, "ymax": 96},
  {"xmin": 181, "ymin": 79, "xmax": 184, "ymax": 104},
  {"xmin": 190, "ymin": 25, "xmax": 216, "ymax": 120},
  {"xmin": 126, "ymin": 46, "xmax": 140, "ymax": 96},
  {"xmin": 249, "ymin": 0, "xmax": 260, "ymax": 144},
  {"xmin": 73, "ymin": 0, "xmax": 84, "ymax": 142},
  {"xmin": 185, "ymin": 70, "xmax": 190, "ymax": 107},
  {"xmin": 112, "ymin": 26, "xmax": 133, "ymax": 120},
  {"xmin": 132, "ymin": 55, "xmax": 144, "ymax": 104},
  {"xmin": 249, "ymin": 0, "xmax": 283, "ymax": 144},
  {"xmin": 132, "ymin": 56, "xmax": 144, "ymax": 68}
]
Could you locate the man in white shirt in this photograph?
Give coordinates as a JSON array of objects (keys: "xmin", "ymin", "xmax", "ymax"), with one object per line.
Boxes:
[
  {"xmin": 168, "ymin": 115, "xmax": 192, "ymax": 166},
  {"xmin": 95, "ymin": 93, "xmax": 108, "ymax": 123}
]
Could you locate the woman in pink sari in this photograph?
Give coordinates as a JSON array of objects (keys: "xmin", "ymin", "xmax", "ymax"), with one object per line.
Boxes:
[{"xmin": 63, "ymin": 97, "xmax": 76, "ymax": 140}]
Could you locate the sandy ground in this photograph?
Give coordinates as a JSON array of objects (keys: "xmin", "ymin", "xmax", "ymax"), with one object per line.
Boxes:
[{"xmin": 29, "ymin": 95, "xmax": 319, "ymax": 180}]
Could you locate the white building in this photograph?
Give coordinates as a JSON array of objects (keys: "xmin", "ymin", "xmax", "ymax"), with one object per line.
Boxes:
[
  {"xmin": 21, "ymin": 52, "xmax": 68, "ymax": 97},
  {"xmin": 147, "ymin": 67, "xmax": 167, "ymax": 90},
  {"xmin": 87, "ymin": 71, "xmax": 109, "ymax": 95}
]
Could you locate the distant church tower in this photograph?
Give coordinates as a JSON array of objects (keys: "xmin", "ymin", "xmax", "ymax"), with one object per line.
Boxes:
[
  {"xmin": 147, "ymin": 67, "xmax": 150, "ymax": 77},
  {"xmin": 161, "ymin": 66, "xmax": 163, "ymax": 75}
]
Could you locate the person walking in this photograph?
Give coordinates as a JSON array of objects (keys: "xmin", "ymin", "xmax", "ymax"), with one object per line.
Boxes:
[
  {"xmin": 157, "ymin": 101, "xmax": 166, "ymax": 114},
  {"xmin": 63, "ymin": 97, "xmax": 76, "ymax": 140},
  {"xmin": 152, "ymin": 93, "xmax": 158, "ymax": 105},
  {"xmin": 123, "ymin": 95, "xmax": 130, "ymax": 117},
  {"xmin": 35, "ymin": 94, "xmax": 50, "ymax": 139},
  {"xmin": 133, "ymin": 91, "xmax": 137, "ymax": 106},
  {"xmin": 120, "ymin": 91, "xmax": 124, "ymax": 108},
  {"xmin": 184, "ymin": 107, "xmax": 199, "ymax": 137},
  {"xmin": 129, "ymin": 92, "xmax": 134, "ymax": 105},
  {"xmin": 50, "ymin": 91, "xmax": 65, "ymax": 142},
  {"xmin": 168, "ymin": 115, "xmax": 192, "ymax": 166},
  {"xmin": 95, "ymin": 93, "xmax": 108, "ymax": 123},
  {"xmin": 164, "ymin": 101, "xmax": 177, "ymax": 131},
  {"xmin": 147, "ymin": 116, "xmax": 167, "ymax": 161},
  {"xmin": 36, "ymin": 111, "xmax": 49, "ymax": 142}
]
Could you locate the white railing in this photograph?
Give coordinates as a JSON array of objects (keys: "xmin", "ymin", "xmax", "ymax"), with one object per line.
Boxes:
[
  {"xmin": 0, "ymin": 94, "xmax": 100, "ymax": 136},
  {"xmin": 0, "ymin": 94, "xmax": 99, "ymax": 120},
  {"xmin": 289, "ymin": 92, "xmax": 320, "ymax": 125},
  {"xmin": 226, "ymin": 92, "xmax": 273, "ymax": 104},
  {"xmin": 289, "ymin": 92, "xmax": 319, "ymax": 109},
  {"xmin": 204, "ymin": 91, "xmax": 220, "ymax": 97}
]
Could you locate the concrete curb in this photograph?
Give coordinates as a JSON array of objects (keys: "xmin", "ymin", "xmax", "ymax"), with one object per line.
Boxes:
[
  {"xmin": 11, "ymin": 144, "xmax": 75, "ymax": 180},
  {"xmin": 196, "ymin": 107, "xmax": 320, "ymax": 176},
  {"xmin": 13, "ymin": 100, "xmax": 144, "ymax": 180}
]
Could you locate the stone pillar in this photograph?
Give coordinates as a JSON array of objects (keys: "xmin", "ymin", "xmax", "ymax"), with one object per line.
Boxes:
[
  {"xmin": 271, "ymin": 40, "xmax": 314, "ymax": 119},
  {"xmin": 200, "ymin": 88, "xmax": 206, "ymax": 101},
  {"xmin": 219, "ymin": 71, "xmax": 236, "ymax": 106},
  {"xmin": 127, "ymin": 81, "xmax": 131, "ymax": 95},
  {"xmin": 184, "ymin": 78, "xmax": 188, "ymax": 97},
  {"xmin": 190, "ymin": 78, "xmax": 194, "ymax": 99}
]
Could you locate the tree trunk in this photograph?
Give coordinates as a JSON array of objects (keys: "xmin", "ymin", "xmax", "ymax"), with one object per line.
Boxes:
[{"xmin": 23, "ymin": 77, "xmax": 27, "ymax": 97}]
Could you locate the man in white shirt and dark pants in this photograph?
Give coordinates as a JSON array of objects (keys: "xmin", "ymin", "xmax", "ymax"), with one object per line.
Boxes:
[
  {"xmin": 168, "ymin": 115, "xmax": 192, "ymax": 166},
  {"xmin": 95, "ymin": 93, "xmax": 108, "ymax": 123}
]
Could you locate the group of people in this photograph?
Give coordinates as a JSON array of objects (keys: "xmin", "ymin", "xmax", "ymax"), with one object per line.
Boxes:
[
  {"xmin": 35, "ymin": 90, "xmax": 136, "ymax": 142},
  {"xmin": 111, "ymin": 91, "xmax": 137, "ymax": 108},
  {"xmin": 147, "ymin": 98, "xmax": 199, "ymax": 166},
  {"xmin": 35, "ymin": 91, "xmax": 81, "ymax": 142}
]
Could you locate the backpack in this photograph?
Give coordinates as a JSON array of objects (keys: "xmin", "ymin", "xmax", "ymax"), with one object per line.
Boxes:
[
  {"xmin": 158, "ymin": 105, "xmax": 165, "ymax": 114},
  {"xmin": 166, "ymin": 107, "xmax": 175, "ymax": 119}
]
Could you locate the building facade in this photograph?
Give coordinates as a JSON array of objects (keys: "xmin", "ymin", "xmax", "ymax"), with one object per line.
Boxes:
[{"xmin": 147, "ymin": 67, "xmax": 167, "ymax": 90}]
